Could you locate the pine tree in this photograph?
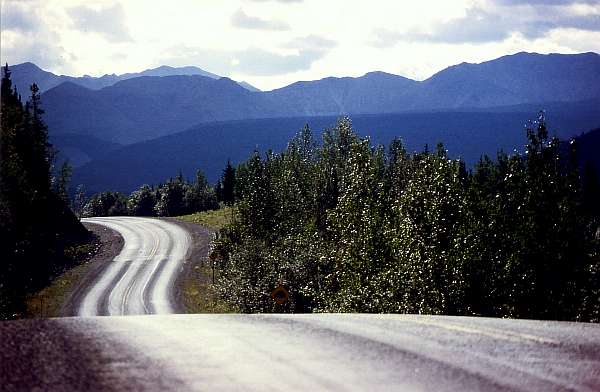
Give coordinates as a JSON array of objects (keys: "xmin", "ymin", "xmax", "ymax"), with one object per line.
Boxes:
[
  {"xmin": 220, "ymin": 161, "xmax": 236, "ymax": 205},
  {"xmin": 55, "ymin": 160, "xmax": 73, "ymax": 205},
  {"xmin": 128, "ymin": 185, "xmax": 156, "ymax": 216},
  {"xmin": 73, "ymin": 184, "xmax": 87, "ymax": 219},
  {"xmin": 0, "ymin": 65, "xmax": 87, "ymax": 318}
]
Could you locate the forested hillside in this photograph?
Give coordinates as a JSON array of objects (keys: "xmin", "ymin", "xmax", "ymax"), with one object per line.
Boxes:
[
  {"xmin": 71, "ymin": 104, "xmax": 600, "ymax": 193},
  {"xmin": 211, "ymin": 117, "xmax": 600, "ymax": 321},
  {"xmin": 0, "ymin": 65, "xmax": 89, "ymax": 319}
]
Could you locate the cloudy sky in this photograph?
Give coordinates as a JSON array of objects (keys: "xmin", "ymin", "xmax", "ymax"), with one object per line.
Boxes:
[{"xmin": 1, "ymin": 0, "xmax": 599, "ymax": 90}]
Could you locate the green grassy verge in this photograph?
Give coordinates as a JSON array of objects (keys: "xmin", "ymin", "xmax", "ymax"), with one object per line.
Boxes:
[
  {"xmin": 180, "ymin": 263, "xmax": 235, "ymax": 313},
  {"xmin": 177, "ymin": 206, "xmax": 234, "ymax": 231},
  {"xmin": 176, "ymin": 206, "xmax": 236, "ymax": 313}
]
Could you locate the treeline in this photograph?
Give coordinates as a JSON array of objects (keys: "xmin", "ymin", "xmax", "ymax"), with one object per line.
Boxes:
[
  {"xmin": 79, "ymin": 163, "xmax": 237, "ymax": 217},
  {"xmin": 212, "ymin": 117, "xmax": 600, "ymax": 321},
  {"xmin": 0, "ymin": 65, "xmax": 88, "ymax": 318}
]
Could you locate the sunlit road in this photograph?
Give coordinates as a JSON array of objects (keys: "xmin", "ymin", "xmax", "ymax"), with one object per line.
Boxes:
[
  {"xmin": 78, "ymin": 217, "xmax": 191, "ymax": 316},
  {"xmin": 2, "ymin": 217, "xmax": 598, "ymax": 390},
  {"xmin": 2, "ymin": 314, "xmax": 599, "ymax": 391}
]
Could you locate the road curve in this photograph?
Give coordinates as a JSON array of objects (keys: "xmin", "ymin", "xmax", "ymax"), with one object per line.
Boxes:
[
  {"xmin": 78, "ymin": 217, "xmax": 191, "ymax": 316},
  {"xmin": 2, "ymin": 314, "xmax": 599, "ymax": 391}
]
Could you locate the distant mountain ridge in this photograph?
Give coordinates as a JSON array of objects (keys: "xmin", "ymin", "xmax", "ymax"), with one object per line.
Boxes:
[
  {"xmin": 30, "ymin": 51, "xmax": 600, "ymax": 147},
  {"xmin": 1, "ymin": 62, "xmax": 260, "ymax": 93},
  {"xmin": 5, "ymin": 52, "xmax": 600, "ymax": 172}
]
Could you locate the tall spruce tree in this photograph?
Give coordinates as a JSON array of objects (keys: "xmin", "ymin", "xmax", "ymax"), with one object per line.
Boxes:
[
  {"xmin": 220, "ymin": 160, "xmax": 236, "ymax": 205},
  {"xmin": 0, "ymin": 64, "xmax": 87, "ymax": 318}
]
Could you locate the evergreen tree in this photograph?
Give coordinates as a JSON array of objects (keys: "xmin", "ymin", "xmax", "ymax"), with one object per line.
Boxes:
[
  {"xmin": 220, "ymin": 161, "xmax": 236, "ymax": 205},
  {"xmin": 155, "ymin": 178, "xmax": 186, "ymax": 216},
  {"xmin": 0, "ymin": 65, "xmax": 87, "ymax": 318},
  {"xmin": 127, "ymin": 184, "xmax": 157, "ymax": 216},
  {"xmin": 82, "ymin": 192, "xmax": 128, "ymax": 217},
  {"xmin": 73, "ymin": 184, "xmax": 87, "ymax": 219},
  {"xmin": 54, "ymin": 160, "xmax": 73, "ymax": 205}
]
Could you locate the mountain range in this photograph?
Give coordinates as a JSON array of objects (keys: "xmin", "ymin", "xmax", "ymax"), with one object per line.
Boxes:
[
  {"xmin": 3, "ymin": 51, "xmax": 600, "ymax": 191},
  {"xmin": 37, "ymin": 52, "xmax": 600, "ymax": 146},
  {"xmin": 2, "ymin": 62, "xmax": 259, "ymax": 94}
]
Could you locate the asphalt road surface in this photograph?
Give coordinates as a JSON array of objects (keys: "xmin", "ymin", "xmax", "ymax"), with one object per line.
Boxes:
[
  {"xmin": 78, "ymin": 217, "xmax": 191, "ymax": 316},
  {"xmin": 3, "ymin": 217, "xmax": 599, "ymax": 390},
  {"xmin": 2, "ymin": 314, "xmax": 599, "ymax": 391}
]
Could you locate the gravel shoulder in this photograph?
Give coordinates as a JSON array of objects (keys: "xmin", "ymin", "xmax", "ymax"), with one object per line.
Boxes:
[
  {"xmin": 58, "ymin": 223, "xmax": 124, "ymax": 317},
  {"xmin": 165, "ymin": 218, "xmax": 231, "ymax": 313}
]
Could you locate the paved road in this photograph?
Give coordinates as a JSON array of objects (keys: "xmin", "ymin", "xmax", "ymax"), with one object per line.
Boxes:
[
  {"xmin": 78, "ymin": 217, "xmax": 191, "ymax": 316},
  {"xmin": 2, "ymin": 314, "xmax": 599, "ymax": 391},
  {"xmin": 4, "ymin": 217, "xmax": 598, "ymax": 390}
]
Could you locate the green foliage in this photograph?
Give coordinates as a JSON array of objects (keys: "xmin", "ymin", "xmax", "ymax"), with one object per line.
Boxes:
[
  {"xmin": 0, "ymin": 64, "xmax": 88, "ymax": 318},
  {"xmin": 82, "ymin": 169, "xmax": 218, "ymax": 218},
  {"xmin": 216, "ymin": 161, "xmax": 236, "ymax": 205},
  {"xmin": 81, "ymin": 191, "xmax": 128, "ymax": 217},
  {"xmin": 72, "ymin": 184, "xmax": 87, "ymax": 219},
  {"xmin": 54, "ymin": 160, "xmax": 72, "ymax": 205},
  {"xmin": 127, "ymin": 184, "xmax": 156, "ymax": 216},
  {"xmin": 212, "ymin": 116, "xmax": 600, "ymax": 321},
  {"xmin": 155, "ymin": 177, "xmax": 187, "ymax": 216}
]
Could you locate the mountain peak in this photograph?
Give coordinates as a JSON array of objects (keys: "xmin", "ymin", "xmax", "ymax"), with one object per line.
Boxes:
[
  {"xmin": 134, "ymin": 65, "xmax": 220, "ymax": 79},
  {"xmin": 363, "ymin": 71, "xmax": 396, "ymax": 77},
  {"xmin": 362, "ymin": 71, "xmax": 416, "ymax": 82},
  {"xmin": 14, "ymin": 61, "xmax": 41, "ymax": 69}
]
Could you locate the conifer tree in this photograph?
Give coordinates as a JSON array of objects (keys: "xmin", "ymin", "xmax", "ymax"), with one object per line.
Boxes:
[
  {"xmin": 220, "ymin": 161, "xmax": 236, "ymax": 205},
  {"xmin": 0, "ymin": 65, "xmax": 87, "ymax": 318}
]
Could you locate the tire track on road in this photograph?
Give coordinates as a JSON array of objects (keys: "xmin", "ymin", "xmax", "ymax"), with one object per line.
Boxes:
[
  {"xmin": 140, "ymin": 220, "xmax": 175, "ymax": 314},
  {"xmin": 77, "ymin": 217, "xmax": 191, "ymax": 316}
]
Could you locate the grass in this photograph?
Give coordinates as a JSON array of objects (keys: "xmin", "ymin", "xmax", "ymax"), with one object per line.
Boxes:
[
  {"xmin": 180, "ymin": 263, "xmax": 235, "ymax": 313},
  {"xmin": 25, "ymin": 240, "xmax": 100, "ymax": 318},
  {"xmin": 177, "ymin": 206, "xmax": 234, "ymax": 231},
  {"xmin": 176, "ymin": 206, "xmax": 236, "ymax": 313}
]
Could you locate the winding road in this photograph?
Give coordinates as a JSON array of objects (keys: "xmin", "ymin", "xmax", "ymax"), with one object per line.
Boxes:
[
  {"xmin": 78, "ymin": 217, "xmax": 191, "ymax": 316},
  {"xmin": 2, "ymin": 217, "xmax": 599, "ymax": 391}
]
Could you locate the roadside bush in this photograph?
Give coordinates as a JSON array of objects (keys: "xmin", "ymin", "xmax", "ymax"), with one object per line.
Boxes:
[{"xmin": 212, "ymin": 116, "xmax": 600, "ymax": 321}]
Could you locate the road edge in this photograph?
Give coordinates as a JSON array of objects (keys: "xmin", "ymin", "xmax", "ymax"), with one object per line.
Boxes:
[
  {"xmin": 164, "ymin": 218, "xmax": 222, "ymax": 313},
  {"xmin": 58, "ymin": 223, "xmax": 125, "ymax": 317}
]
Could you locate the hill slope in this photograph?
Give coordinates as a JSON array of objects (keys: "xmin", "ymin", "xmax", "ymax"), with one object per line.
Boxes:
[
  {"xmin": 42, "ymin": 76, "xmax": 274, "ymax": 144},
  {"xmin": 71, "ymin": 103, "xmax": 600, "ymax": 193}
]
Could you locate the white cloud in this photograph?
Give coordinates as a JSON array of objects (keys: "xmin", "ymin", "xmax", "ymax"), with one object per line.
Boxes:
[
  {"xmin": 373, "ymin": 1, "xmax": 600, "ymax": 45},
  {"xmin": 231, "ymin": 8, "xmax": 289, "ymax": 30},
  {"xmin": 160, "ymin": 45, "xmax": 325, "ymax": 76},
  {"xmin": 67, "ymin": 3, "xmax": 131, "ymax": 42},
  {"xmin": 1, "ymin": 0, "xmax": 599, "ymax": 90},
  {"xmin": 246, "ymin": 0, "xmax": 302, "ymax": 3},
  {"xmin": 287, "ymin": 34, "xmax": 337, "ymax": 50}
]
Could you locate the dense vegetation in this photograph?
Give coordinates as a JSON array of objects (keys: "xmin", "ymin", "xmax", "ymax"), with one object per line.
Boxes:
[
  {"xmin": 80, "ymin": 171, "xmax": 220, "ymax": 218},
  {"xmin": 212, "ymin": 117, "xmax": 600, "ymax": 321},
  {"xmin": 71, "ymin": 105, "xmax": 600, "ymax": 194},
  {"xmin": 0, "ymin": 65, "xmax": 88, "ymax": 319}
]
